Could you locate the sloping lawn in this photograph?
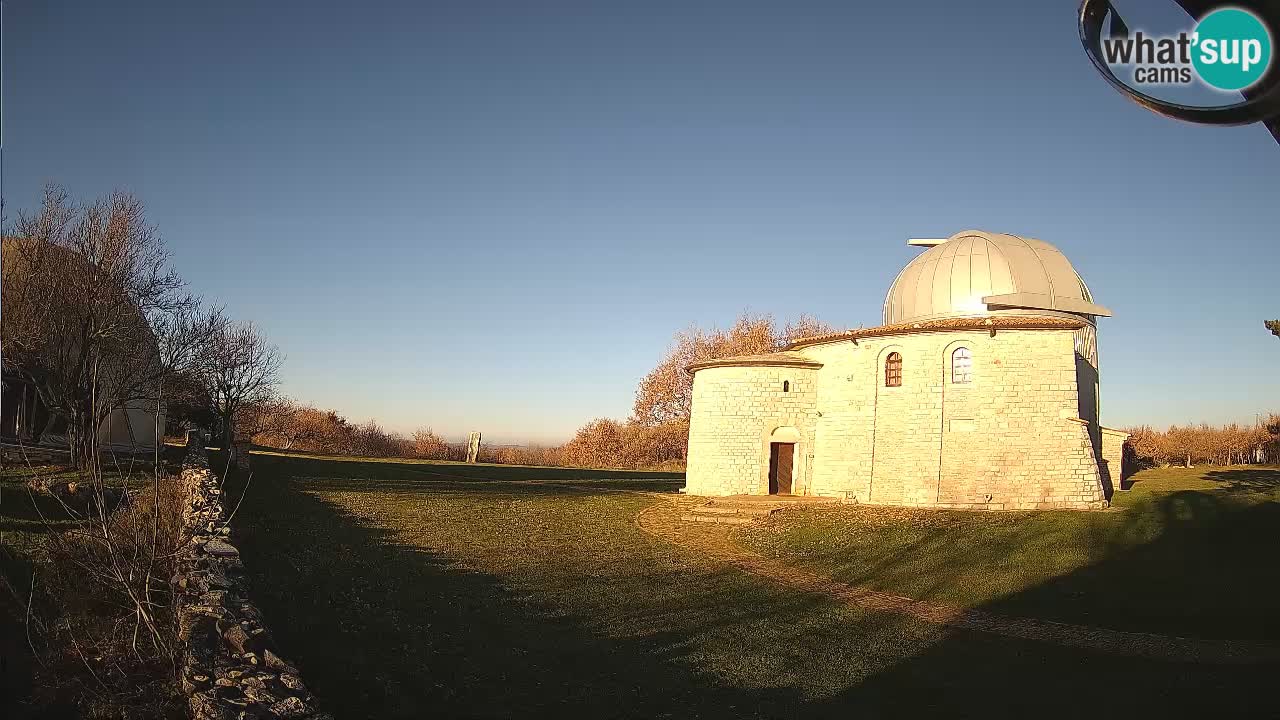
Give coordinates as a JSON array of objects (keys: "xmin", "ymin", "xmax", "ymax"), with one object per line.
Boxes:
[
  {"xmin": 228, "ymin": 453, "xmax": 1277, "ymax": 719},
  {"xmin": 741, "ymin": 466, "xmax": 1280, "ymax": 645}
]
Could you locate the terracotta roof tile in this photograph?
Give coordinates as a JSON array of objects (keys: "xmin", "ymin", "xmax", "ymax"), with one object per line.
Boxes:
[
  {"xmin": 687, "ymin": 351, "xmax": 822, "ymax": 374},
  {"xmin": 785, "ymin": 315, "xmax": 1086, "ymax": 350}
]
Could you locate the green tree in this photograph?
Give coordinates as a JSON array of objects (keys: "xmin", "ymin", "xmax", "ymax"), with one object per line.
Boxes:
[{"xmin": 1266, "ymin": 320, "xmax": 1280, "ymax": 339}]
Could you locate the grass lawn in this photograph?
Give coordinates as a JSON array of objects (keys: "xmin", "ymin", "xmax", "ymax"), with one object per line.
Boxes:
[
  {"xmin": 1, "ymin": 452, "xmax": 178, "ymax": 556},
  {"xmin": 741, "ymin": 466, "xmax": 1280, "ymax": 646},
  {"xmin": 229, "ymin": 453, "xmax": 1278, "ymax": 719}
]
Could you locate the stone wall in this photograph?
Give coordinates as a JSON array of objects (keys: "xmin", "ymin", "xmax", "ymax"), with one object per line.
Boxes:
[
  {"xmin": 685, "ymin": 364, "xmax": 819, "ymax": 495},
  {"xmin": 1100, "ymin": 426, "xmax": 1129, "ymax": 491},
  {"xmin": 686, "ymin": 327, "xmax": 1108, "ymax": 510},
  {"xmin": 174, "ymin": 442, "xmax": 328, "ymax": 720}
]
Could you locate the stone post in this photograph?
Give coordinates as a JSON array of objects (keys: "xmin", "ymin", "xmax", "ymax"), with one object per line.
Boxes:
[
  {"xmin": 232, "ymin": 438, "xmax": 251, "ymax": 471},
  {"xmin": 185, "ymin": 428, "xmax": 208, "ymax": 451}
]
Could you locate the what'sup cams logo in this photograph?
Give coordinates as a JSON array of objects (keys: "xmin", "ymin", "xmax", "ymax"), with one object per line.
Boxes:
[
  {"xmin": 1079, "ymin": 1, "xmax": 1280, "ymax": 141},
  {"xmin": 1099, "ymin": 6, "xmax": 1273, "ymax": 91}
]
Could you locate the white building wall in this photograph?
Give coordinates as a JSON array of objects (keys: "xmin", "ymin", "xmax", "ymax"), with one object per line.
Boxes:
[{"xmin": 685, "ymin": 328, "xmax": 1107, "ymax": 510}]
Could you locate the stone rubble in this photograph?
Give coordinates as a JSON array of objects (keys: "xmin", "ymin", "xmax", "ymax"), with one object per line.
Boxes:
[{"xmin": 174, "ymin": 440, "xmax": 329, "ymax": 720}]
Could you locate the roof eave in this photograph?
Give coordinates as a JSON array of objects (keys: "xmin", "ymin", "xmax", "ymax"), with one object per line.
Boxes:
[
  {"xmin": 982, "ymin": 293, "xmax": 1113, "ymax": 318},
  {"xmin": 686, "ymin": 356, "xmax": 824, "ymax": 375},
  {"xmin": 785, "ymin": 315, "xmax": 1088, "ymax": 351}
]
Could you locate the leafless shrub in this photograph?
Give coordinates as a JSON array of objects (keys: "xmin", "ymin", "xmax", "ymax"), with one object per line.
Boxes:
[
  {"xmin": 192, "ymin": 321, "xmax": 282, "ymax": 463},
  {"xmin": 248, "ymin": 399, "xmax": 349, "ymax": 453},
  {"xmin": 557, "ymin": 418, "xmax": 689, "ymax": 470},
  {"xmin": 411, "ymin": 428, "xmax": 464, "ymax": 461},
  {"xmin": 11, "ymin": 423, "xmax": 186, "ymax": 717}
]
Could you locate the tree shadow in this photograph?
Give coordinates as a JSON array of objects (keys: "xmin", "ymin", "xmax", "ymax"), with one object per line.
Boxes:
[
  {"xmin": 0, "ymin": 545, "xmax": 35, "ymax": 718},
  {"xmin": 840, "ymin": 492, "xmax": 1280, "ymax": 717},
  {"xmin": 228, "ymin": 457, "xmax": 819, "ymax": 718},
  {"xmin": 228, "ymin": 455, "xmax": 1280, "ymax": 719},
  {"xmin": 986, "ymin": 491, "xmax": 1280, "ymax": 643},
  {"xmin": 1201, "ymin": 467, "xmax": 1280, "ymax": 493},
  {"xmin": 250, "ymin": 450, "xmax": 685, "ymax": 484}
]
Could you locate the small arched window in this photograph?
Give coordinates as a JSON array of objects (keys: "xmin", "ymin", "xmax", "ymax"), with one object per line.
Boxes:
[
  {"xmin": 952, "ymin": 347, "xmax": 972, "ymax": 384},
  {"xmin": 885, "ymin": 352, "xmax": 902, "ymax": 387},
  {"xmin": 782, "ymin": 380, "xmax": 790, "ymax": 393}
]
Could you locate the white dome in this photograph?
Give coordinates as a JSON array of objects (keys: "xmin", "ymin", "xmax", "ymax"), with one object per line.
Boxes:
[{"xmin": 882, "ymin": 230, "xmax": 1109, "ymax": 326}]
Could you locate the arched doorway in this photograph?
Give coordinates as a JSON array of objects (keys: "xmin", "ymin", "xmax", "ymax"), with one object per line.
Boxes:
[{"xmin": 768, "ymin": 426, "xmax": 801, "ymax": 495}]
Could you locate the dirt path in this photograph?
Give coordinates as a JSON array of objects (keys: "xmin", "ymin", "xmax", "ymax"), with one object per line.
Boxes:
[{"xmin": 633, "ymin": 494, "xmax": 1280, "ymax": 665}]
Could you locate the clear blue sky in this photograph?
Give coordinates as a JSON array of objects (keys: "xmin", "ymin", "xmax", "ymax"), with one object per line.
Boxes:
[{"xmin": 4, "ymin": 0, "xmax": 1277, "ymax": 443}]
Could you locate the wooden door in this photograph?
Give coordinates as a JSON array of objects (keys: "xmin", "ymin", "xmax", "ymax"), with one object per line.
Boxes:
[{"xmin": 769, "ymin": 442, "xmax": 794, "ymax": 495}]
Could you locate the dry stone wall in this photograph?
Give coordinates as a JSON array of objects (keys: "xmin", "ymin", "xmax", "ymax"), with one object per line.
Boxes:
[{"xmin": 174, "ymin": 442, "xmax": 328, "ymax": 720}]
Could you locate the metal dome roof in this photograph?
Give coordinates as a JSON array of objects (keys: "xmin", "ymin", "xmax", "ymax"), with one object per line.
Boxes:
[{"xmin": 882, "ymin": 230, "xmax": 1111, "ymax": 326}]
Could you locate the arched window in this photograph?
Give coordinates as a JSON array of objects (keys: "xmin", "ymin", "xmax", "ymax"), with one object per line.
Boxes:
[
  {"xmin": 782, "ymin": 380, "xmax": 790, "ymax": 393},
  {"xmin": 952, "ymin": 347, "xmax": 972, "ymax": 384},
  {"xmin": 885, "ymin": 352, "xmax": 902, "ymax": 387}
]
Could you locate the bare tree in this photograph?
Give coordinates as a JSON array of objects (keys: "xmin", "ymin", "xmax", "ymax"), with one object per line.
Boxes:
[
  {"xmin": 632, "ymin": 313, "xmax": 834, "ymax": 425},
  {"xmin": 2, "ymin": 185, "xmax": 217, "ymax": 465},
  {"xmin": 194, "ymin": 321, "xmax": 282, "ymax": 462}
]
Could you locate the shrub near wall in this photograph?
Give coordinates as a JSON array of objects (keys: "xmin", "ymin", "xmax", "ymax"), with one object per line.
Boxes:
[{"xmin": 558, "ymin": 418, "xmax": 689, "ymax": 470}]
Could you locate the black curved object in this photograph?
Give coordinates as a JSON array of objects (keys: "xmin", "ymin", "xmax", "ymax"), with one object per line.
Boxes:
[{"xmin": 1078, "ymin": 0, "xmax": 1280, "ymax": 141}]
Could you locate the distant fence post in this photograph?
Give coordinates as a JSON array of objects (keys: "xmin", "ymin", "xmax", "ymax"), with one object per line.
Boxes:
[{"xmin": 465, "ymin": 431, "xmax": 481, "ymax": 463}]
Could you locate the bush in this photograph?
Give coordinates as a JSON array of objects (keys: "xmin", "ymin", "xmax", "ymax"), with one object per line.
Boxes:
[
  {"xmin": 559, "ymin": 418, "xmax": 688, "ymax": 470},
  {"xmin": 13, "ymin": 465, "xmax": 187, "ymax": 718}
]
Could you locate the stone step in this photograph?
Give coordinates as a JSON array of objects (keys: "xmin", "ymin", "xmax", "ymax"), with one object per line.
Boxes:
[
  {"xmin": 679, "ymin": 513, "xmax": 755, "ymax": 525},
  {"xmin": 691, "ymin": 502, "xmax": 768, "ymax": 512},
  {"xmin": 711, "ymin": 494, "xmax": 838, "ymax": 506},
  {"xmin": 690, "ymin": 505, "xmax": 776, "ymax": 517}
]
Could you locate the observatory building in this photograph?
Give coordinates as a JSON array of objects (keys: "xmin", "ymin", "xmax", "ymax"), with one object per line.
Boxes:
[{"xmin": 683, "ymin": 230, "xmax": 1128, "ymax": 510}]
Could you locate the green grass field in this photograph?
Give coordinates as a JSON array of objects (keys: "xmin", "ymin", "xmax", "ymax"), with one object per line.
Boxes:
[
  {"xmin": 227, "ymin": 453, "xmax": 1280, "ymax": 719},
  {"xmin": 742, "ymin": 465, "xmax": 1280, "ymax": 645}
]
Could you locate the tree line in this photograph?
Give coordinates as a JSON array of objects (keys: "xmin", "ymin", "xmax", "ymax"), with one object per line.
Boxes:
[
  {"xmin": 1124, "ymin": 417, "xmax": 1280, "ymax": 469},
  {"xmin": 239, "ymin": 313, "xmax": 832, "ymax": 470}
]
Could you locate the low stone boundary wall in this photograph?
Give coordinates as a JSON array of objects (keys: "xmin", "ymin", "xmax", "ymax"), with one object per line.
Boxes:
[{"xmin": 174, "ymin": 443, "xmax": 328, "ymax": 720}]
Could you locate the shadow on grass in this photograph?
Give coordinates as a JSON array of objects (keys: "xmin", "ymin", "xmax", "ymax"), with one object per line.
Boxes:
[
  {"xmin": 229, "ymin": 454, "xmax": 1279, "ymax": 719},
  {"xmin": 0, "ymin": 545, "xmax": 34, "ymax": 718},
  {"xmin": 251, "ymin": 450, "xmax": 685, "ymax": 483},
  {"xmin": 983, "ymin": 490, "xmax": 1280, "ymax": 643},
  {"xmin": 1201, "ymin": 467, "xmax": 1280, "ymax": 493},
  {"xmin": 851, "ymin": 490, "xmax": 1280, "ymax": 717},
  {"xmin": 230, "ymin": 457, "xmax": 809, "ymax": 718},
  {"xmin": 1123, "ymin": 465, "xmax": 1280, "ymax": 495}
]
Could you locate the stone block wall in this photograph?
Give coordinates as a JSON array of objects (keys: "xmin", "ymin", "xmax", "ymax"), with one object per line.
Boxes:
[
  {"xmin": 803, "ymin": 328, "xmax": 1105, "ymax": 509},
  {"xmin": 1100, "ymin": 426, "xmax": 1129, "ymax": 491},
  {"xmin": 685, "ymin": 365, "xmax": 818, "ymax": 495},
  {"xmin": 174, "ymin": 443, "xmax": 329, "ymax": 720},
  {"xmin": 685, "ymin": 327, "xmax": 1108, "ymax": 509}
]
